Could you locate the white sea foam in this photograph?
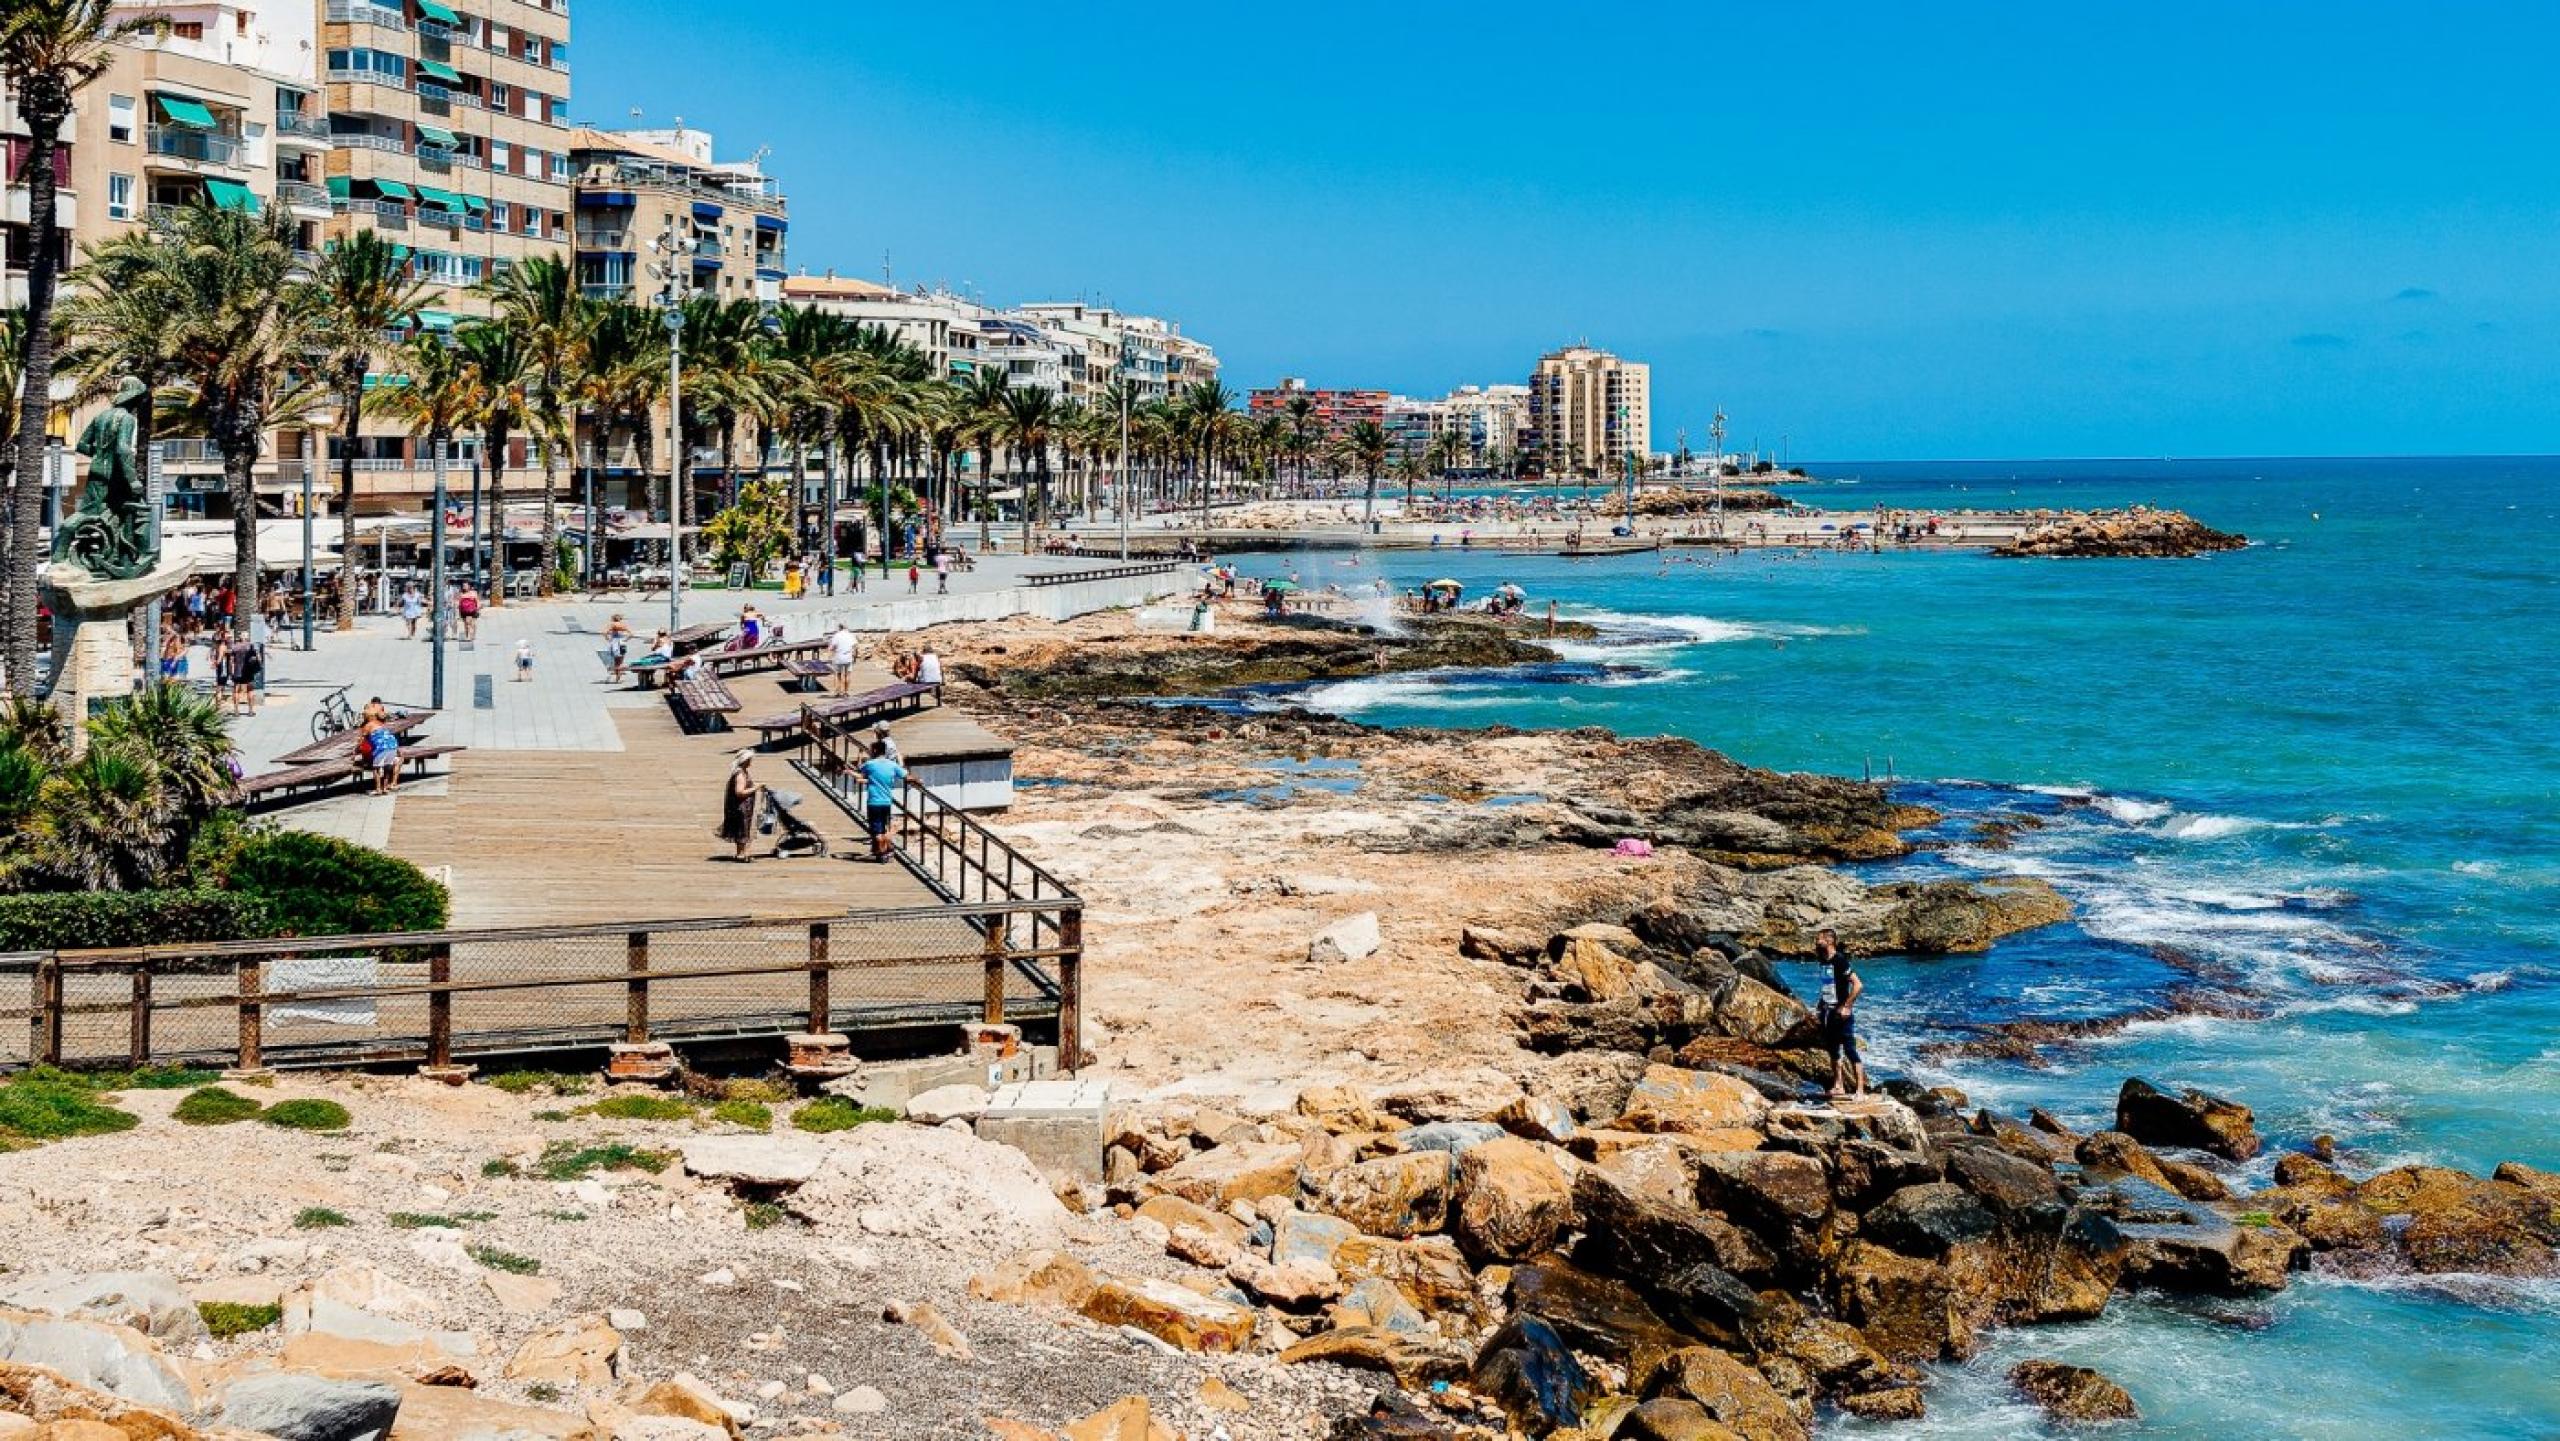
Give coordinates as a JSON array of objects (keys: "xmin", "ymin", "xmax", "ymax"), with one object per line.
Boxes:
[{"xmin": 2095, "ymin": 795, "xmax": 2175, "ymax": 825}]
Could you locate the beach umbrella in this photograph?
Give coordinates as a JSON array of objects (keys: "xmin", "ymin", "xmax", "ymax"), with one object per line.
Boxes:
[
  {"xmin": 1262, "ymin": 579, "xmax": 1301, "ymax": 592},
  {"xmin": 1426, "ymin": 578, "xmax": 1463, "ymax": 591}
]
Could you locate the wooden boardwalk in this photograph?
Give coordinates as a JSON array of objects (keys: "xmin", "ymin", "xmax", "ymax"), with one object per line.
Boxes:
[{"xmin": 384, "ymin": 664, "xmax": 935, "ymax": 928}]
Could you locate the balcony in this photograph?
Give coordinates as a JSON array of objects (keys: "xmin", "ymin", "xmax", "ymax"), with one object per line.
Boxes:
[
  {"xmin": 334, "ymin": 131, "xmax": 407, "ymax": 155},
  {"xmin": 277, "ymin": 180, "xmax": 332, "ymax": 210},
  {"xmin": 332, "ymin": 197, "xmax": 410, "ymax": 229},
  {"xmin": 575, "ymin": 228, "xmax": 629, "ymax": 249},
  {"xmin": 276, "ymin": 112, "xmax": 333, "ymax": 143},
  {"xmin": 146, "ymin": 125, "xmax": 245, "ymax": 168},
  {"xmin": 324, "ymin": 0, "xmax": 409, "ymax": 26},
  {"xmin": 580, "ymin": 282, "xmax": 632, "ymax": 301}
]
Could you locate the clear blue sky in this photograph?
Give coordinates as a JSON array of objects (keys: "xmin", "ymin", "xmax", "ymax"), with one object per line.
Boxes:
[{"xmin": 573, "ymin": 3, "xmax": 2560, "ymax": 460}]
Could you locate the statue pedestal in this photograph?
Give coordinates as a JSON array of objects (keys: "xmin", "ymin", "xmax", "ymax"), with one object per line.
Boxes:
[{"xmin": 41, "ymin": 552, "xmax": 198, "ymax": 743}]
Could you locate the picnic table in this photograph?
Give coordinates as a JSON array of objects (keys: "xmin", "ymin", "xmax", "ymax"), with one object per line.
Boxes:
[
  {"xmin": 270, "ymin": 712, "xmax": 433, "ymax": 766},
  {"xmin": 234, "ymin": 714, "xmax": 465, "ymax": 806},
  {"xmin": 743, "ymin": 681, "xmax": 940, "ymax": 746},
  {"xmin": 628, "ymin": 622, "xmax": 735, "ymax": 688},
  {"xmin": 670, "ymin": 671, "xmax": 743, "ymax": 733}
]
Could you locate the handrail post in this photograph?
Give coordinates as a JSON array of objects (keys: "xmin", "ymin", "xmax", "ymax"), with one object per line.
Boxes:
[
  {"xmin": 806, "ymin": 922, "xmax": 831, "ymax": 1034},
  {"xmin": 237, "ymin": 959, "xmax": 264, "ymax": 1071},
  {"xmin": 128, "ymin": 966, "xmax": 152, "ymax": 1067},
  {"xmin": 426, "ymin": 942, "xmax": 454, "ymax": 1068},
  {"xmin": 981, "ymin": 918, "xmax": 1007, "ymax": 1026},
  {"xmin": 625, "ymin": 930, "xmax": 650, "ymax": 1042},
  {"xmin": 1057, "ymin": 906, "xmax": 1085, "ymax": 1073},
  {"xmin": 37, "ymin": 958, "xmax": 64, "ymax": 1066}
]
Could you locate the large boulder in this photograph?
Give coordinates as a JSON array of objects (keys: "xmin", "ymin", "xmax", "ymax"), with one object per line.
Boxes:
[
  {"xmin": 1506, "ymin": 1260, "xmax": 1687, "ymax": 1365},
  {"xmin": 1641, "ymin": 1347, "xmax": 1809, "ymax": 1441},
  {"xmin": 1573, "ymin": 1166, "xmax": 1780, "ymax": 1285},
  {"xmin": 1864, "ymin": 1183, "xmax": 1998, "ymax": 1257},
  {"xmin": 1618, "ymin": 1065, "xmax": 1770, "ymax": 1138},
  {"xmin": 1313, "ymin": 1151, "xmax": 1454, "ymax": 1239},
  {"xmin": 1332, "ymin": 1235, "xmax": 1480, "ymax": 1324},
  {"xmin": 1148, "ymin": 1141, "xmax": 1303, "ymax": 1209},
  {"xmin": 1828, "ymin": 1242, "xmax": 1970, "ymax": 1362},
  {"xmin": 1455, "ymin": 1138, "xmax": 1575, "ymax": 1261},
  {"xmin": 2090, "ymin": 1178, "xmax": 2301, "ymax": 1294},
  {"xmin": 1469, "ymin": 1316, "xmax": 1592, "ymax": 1435},
  {"xmin": 2114, "ymin": 1078, "xmax": 2260, "ymax": 1161},
  {"xmin": 216, "ymin": 1374, "xmax": 403, "ymax": 1441},
  {"xmin": 1942, "ymin": 1143, "xmax": 2063, "ymax": 1216},
  {"xmin": 2350, "ymin": 1165, "xmax": 2560, "ymax": 1276},
  {"xmin": 1077, "ymin": 1276, "xmax": 1258, "ymax": 1353},
  {"xmin": 677, "ymin": 1135, "xmax": 826, "ymax": 1190},
  {"xmin": 2009, "ymin": 1360, "xmax": 2139, "ymax": 1424},
  {"xmin": 1694, "ymin": 1152, "xmax": 1833, "ymax": 1272},
  {"xmin": 0, "ymin": 1313, "xmax": 193, "ymax": 1412},
  {"xmin": 969, "ymin": 1249, "xmax": 1098, "ymax": 1310},
  {"xmin": 1309, "ymin": 911, "xmax": 1383, "ymax": 964},
  {"xmin": 504, "ymin": 1313, "xmax": 622, "ymax": 1390},
  {"xmin": 0, "ymin": 1273, "xmax": 205, "ymax": 1344},
  {"xmin": 1275, "ymin": 1327, "xmax": 1468, "ymax": 1388}
]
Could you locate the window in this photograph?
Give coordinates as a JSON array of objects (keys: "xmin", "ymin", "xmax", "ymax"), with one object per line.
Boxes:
[
  {"xmin": 235, "ymin": 11, "xmax": 249, "ymax": 34},
  {"xmin": 107, "ymin": 94, "xmax": 136, "ymax": 143},
  {"xmin": 489, "ymin": 82, "xmax": 509, "ymax": 110},
  {"xmin": 489, "ymin": 200, "xmax": 509, "ymax": 228},
  {"xmin": 170, "ymin": 20, "xmax": 204, "ymax": 39},
  {"xmin": 107, "ymin": 173, "xmax": 134, "ymax": 220},
  {"xmin": 488, "ymin": 139, "xmax": 510, "ymax": 171},
  {"xmin": 550, "ymin": 152, "xmax": 570, "ymax": 180}
]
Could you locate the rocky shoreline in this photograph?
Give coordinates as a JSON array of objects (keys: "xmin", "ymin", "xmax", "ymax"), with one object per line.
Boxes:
[{"xmin": 1991, "ymin": 508, "xmax": 2247, "ymax": 558}]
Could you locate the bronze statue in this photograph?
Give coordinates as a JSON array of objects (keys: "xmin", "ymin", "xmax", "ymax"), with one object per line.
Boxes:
[{"xmin": 50, "ymin": 375, "xmax": 156, "ymax": 581}]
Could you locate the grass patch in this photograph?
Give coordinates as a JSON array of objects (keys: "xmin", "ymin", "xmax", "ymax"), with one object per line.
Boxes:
[
  {"xmin": 261, "ymin": 1099, "xmax": 351, "ymax": 1132},
  {"xmin": 709, "ymin": 1099, "xmax": 771, "ymax": 1131},
  {"xmin": 538, "ymin": 1209, "xmax": 588, "ymax": 1222},
  {"xmin": 487, "ymin": 1071, "xmax": 591, "ymax": 1097},
  {"xmin": 467, "ymin": 1244, "xmax": 541, "ymax": 1275},
  {"xmin": 2236, "ymin": 1210, "xmax": 2278, "ymax": 1229},
  {"xmin": 791, "ymin": 1097, "xmax": 896, "ymax": 1134},
  {"xmin": 742, "ymin": 1201, "xmax": 786, "ymax": 1231},
  {"xmin": 531, "ymin": 1109, "xmax": 571, "ymax": 1122},
  {"xmin": 0, "ymin": 1073, "xmax": 141, "ymax": 1141},
  {"xmin": 586, "ymin": 1095, "xmax": 697, "ymax": 1122},
  {"xmin": 197, "ymin": 1301, "xmax": 282, "ymax": 1338},
  {"xmin": 388, "ymin": 1211, "xmax": 495, "ymax": 1230},
  {"xmin": 481, "ymin": 1157, "xmax": 520, "ymax": 1178},
  {"xmin": 720, "ymin": 1078, "xmax": 793, "ymax": 1104},
  {"xmin": 293, "ymin": 1207, "xmax": 351, "ymax": 1229},
  {"xmin": 535, "ymin": 1141, "xmax": 673, "ymax": 1181},
  {"xmin": 172, "ymin": 1086, "xmax": 264, "ymax": 1126},
  {"xmin": 14, "ymin": 1064, "xmax": 217, "ymax": 1092},
  {"xmin": 525, "ymin": 1383, "xmax": 562, "ymax": 1404}
]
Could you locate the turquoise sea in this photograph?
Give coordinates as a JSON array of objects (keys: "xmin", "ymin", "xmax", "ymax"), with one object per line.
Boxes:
[{"xmin": 1236, "ymin": 458, "xmax": 2560, "ymax": 1438}]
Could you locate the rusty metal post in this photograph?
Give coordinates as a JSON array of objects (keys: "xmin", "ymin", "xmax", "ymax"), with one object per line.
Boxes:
[
  {"xmin": 981, "ymin": 918, "xmax": 1007, "ymax": 1026},
  {"xmin": 128, "ymin": 967, "xmax": 153, "ymax": 1067},
  {"xmin": 237, "ymin": 960, "xmax": 264, "ymax": 1071},
  {"xmin": 427, "ymin": 943, "xmax": 453, "ymax": 1068},
  {"xmin": 1057, "ymin": 907, "xmax": 1085, "ymax": 1073},
  {"xmin": 38, "ymin": 959, "xmax": 64, "ymax": 1066},
  {"xmin": 625, "ymin": 931, "xmax": 650, "ymax": 1043},
  {"xmin": 806, "ymin": 922, "xmax": 831, "ymax": 1034}
]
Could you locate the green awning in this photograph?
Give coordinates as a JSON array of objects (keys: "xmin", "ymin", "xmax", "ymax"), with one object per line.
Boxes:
[
  {"xmin": 153, "ymin": 95, "xmax": 216, "ymax": 129},
  {"xmin": 415, "ymin": 123, "xmax": 459, "ymax": 148},
  {"xmin": 418, "ymin": 59, "xmax": 461, "ymax": 84},
  {"xmin": 371, "ymin": 178, "xmax": 415, "ymax": 200},
  {"xmin": 325, "ymin": 176, "xmax": 351, "ymax": 198},
  {"xmin": 415, "ymin": 184, "xmax": 462, "ymax": 211},
  {"xmin": 460, "ymin": 194, "xmax": 488, "ymax": 213},
  {"xmin": 415, "ymin": 0, "xmax": 460, "ymax": 23},
  {"xmin": 417, "ymin": 309, "xmax": 455, "ymax": 332},
  {"xmin": 203, "ymin": 179, "xmax": 260, "ymax": 214}
]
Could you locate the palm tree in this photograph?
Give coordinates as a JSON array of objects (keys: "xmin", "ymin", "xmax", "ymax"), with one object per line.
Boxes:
[
  {"xmin": 1001, "ymin": 385, "xmax": 1059, "ymax": 555},
  {"xmin": 1178, "ymin": 379, "xmax": 1239, "ymax": 533},
  {"xmin": 958, "ymin": 367, "xmax": 1010, "ymax": 549},
  {"xmin": 452, "ymin": 321, "xmax": 529, "ymax": 603},
  {"xmin": 84, "ymin": 681, "xmax": 234, "ymax": 831},
  {"xmin": 0, "ymin": 309, "xmax": 25, "ymax": 650},
  {"xmin": 0, "ymin": 0, "xmax": 157, "ymax": 692},
  {"xmin": 771, "ymin": 307, "xmax": 852, "ymax": 565},
  {"xmin": 1342, "ymin": 420, "xmax": 1389, "ymax": 527},
  {"xmin": 376, "ymin": 332, "xmax": 475, "ymax": 607},
  {"xmin": 1282, "ymin": 393, "xmax": 1317, "ymax": 497},
  {"xmin": 571, "ymin": 302, "xmax": 666, "ymax": 566},
  {"xmin": 309, "ymin": 232, "xmax": 427, "ymax": 628},
  {"xmin": 483, "ymin": 256, "xmax": 586, "ymax": 594},
  {"xmin": 153, "ymin": 202, "xmax": 326, "ymax": 614}
]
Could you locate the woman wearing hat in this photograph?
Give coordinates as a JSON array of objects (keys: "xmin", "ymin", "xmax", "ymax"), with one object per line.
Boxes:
[{"xmin": 717, "ymin": 750, "xmax": 759, "ymax": 862}]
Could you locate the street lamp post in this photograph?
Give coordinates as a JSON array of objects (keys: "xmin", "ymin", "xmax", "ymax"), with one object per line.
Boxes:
[
  {"xmin": 430, "ymin": 443, "xmax": 448, "ymax": 710},
  {"xmin": 665, "ymin": 304, "xmax": 684, "ymax": 637},
  {"xmin": 299, "ymin": 461, "xmax": 315, "ymax": 652},
  {"xmin": 1116, "ymin": 386, "xmax": 1130, "ymax": 562}
]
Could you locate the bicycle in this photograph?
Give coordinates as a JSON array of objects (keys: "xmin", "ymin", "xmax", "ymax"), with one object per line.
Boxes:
[{"xmin": 311, "ymin": 685, "xmax": 358, "ymax": 743}]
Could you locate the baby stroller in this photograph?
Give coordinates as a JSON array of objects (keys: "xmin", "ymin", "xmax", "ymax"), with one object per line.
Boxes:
[{"xmin": 760, "ymin": 786, "xmax": 829, "ymax": 859}]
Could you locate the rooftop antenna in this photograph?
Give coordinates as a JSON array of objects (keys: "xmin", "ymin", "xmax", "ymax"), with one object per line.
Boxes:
[{"xmin": 882, "ymin": 250, "xmax": 891, "ymax": 286}]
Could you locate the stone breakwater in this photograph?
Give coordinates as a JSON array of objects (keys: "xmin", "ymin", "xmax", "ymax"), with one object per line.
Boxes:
[{"xmin": 1991, "ymin": 508, "xmax": 2247, "ymax": 558}]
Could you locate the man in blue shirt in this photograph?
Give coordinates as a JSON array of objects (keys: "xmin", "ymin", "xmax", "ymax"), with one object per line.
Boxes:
[{"xmin": 858, "ymin": 740, "xmax": 906, "ymax": 863}]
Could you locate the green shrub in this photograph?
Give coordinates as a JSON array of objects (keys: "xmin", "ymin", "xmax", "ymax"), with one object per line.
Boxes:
[
  {"xmin": 211, "ymin": 830, "xmax": 447, "ymax": 938},
  {"xmin": 388, "ymin": 1211, "xmax": 493, "ymax": 1230},
  {"xmin": 197, "ymin": 1302, "xmax": 282, "ymax": 1338},
  {"xmin": 721, "ymin": 1078, "xmax": 792, "ymax": 1103},
  {"xmin": 535, "ymin": 1141, "xmax": 673, "ymax": 1181},
  {"xmin": 260, "ymin": 1099, "xmax": 351, "ymax": 1132},
  {"xmin": 487, "ymin": 1071, "xmax": 591, "ymax": 1097},
  {"xmin": 588, "ymin": 1095, "xmax": 696, "ymax": 1122},
  {"xmin": 0, "ymin": 1073, "xmax": 141, "ymax": 1140},
  {"xmin": 791, "ymin": 1097, "xmax": 895, "ymax": 1134},
  {"xmin": 172, "ymin": 1086, "xmax": 263, "ymax": 1126},
  {"xmin": 709, "ymin": 1099, "xmax": 771, "ymax": 1131},
  {"xmin": 0, "ymin": 890, "xmax": 275, "ymax": 952},
  {"xmin": 742, "ymin": 1201, "xmax": 785, "ymax": 1231},
  {"xmin": 293, "ymin": 1207, "xmax": 350, "ymax": 1229},
  {"xmin": 468, "ymin": 1244, "xmax": 541, "ymax": 1275},
  {"xmin": 481, "ymin": 1158, "xmax": 520, "ymax": 1178}
]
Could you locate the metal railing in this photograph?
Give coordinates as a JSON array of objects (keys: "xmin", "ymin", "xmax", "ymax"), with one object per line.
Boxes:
[
  {"xmin": 324, "ymin": 0, "xmax": 409, "ymax": 26},
  {"xmin": 797, "ymin": 724, "xmax": 1084, "ymax": 1062},
  {"xmin": 333, "ymin": 131, "xmax": 407, "ymax": 155},
  {"xmin": 2, "ymin": 902, "xmax": 1075, "ymax": 1072},
  {"xmin": 1025, "ymin": 560, "xmax": 1180, "ymax": 587},
  {"xmin": 331, "ymin": 198, "xmax": 410, "ymax": 229},
  {"xmin": 146, "ymin": 125, "xmax": 244, "ymax": 167},
  {"xmin": 276, "ymin": 112, "xmax": 332, "ymax": 140},
  {"xmin": 276, "ymin": 180, "xmax": 330, "ymax": 209}
]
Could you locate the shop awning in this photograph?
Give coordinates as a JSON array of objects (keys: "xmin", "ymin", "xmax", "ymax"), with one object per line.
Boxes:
[
  {"xmin": 415, "ymin": 0, "xmax": 460, "ymax": 23},
  {"xmin": 415, "ymin": 184, "xmax": 463, "ymax": 211},
  {"xmin": 418, "ymin": 59, "xmax": 461, "ymax": 85},
  {"xmin": 372, "ymin": 178, "xmax": 415, "ymax": 200},
  {"xmin": 417, "ymin": 309, "xmax": 455, "ymax": 332},
  {"xmin": 204, "ymin": 179, "xmax": 260, "ymax": 214},
  {"xmin": 153, "ymin": 95, "xmax": 216, "ymax": 129},
  {"xmin": 415, "ymin": 123, "xmax": 459, "ymax": 148}
]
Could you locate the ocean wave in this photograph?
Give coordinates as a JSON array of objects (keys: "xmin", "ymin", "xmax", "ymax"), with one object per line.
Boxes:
[
  {"xmin": 2156, "ymin": 812, "xmax": 2300, "ymax": 841},
  {"xmin": 2095, "ymin": 795, "xmax": 2175, "ymax": 825}
]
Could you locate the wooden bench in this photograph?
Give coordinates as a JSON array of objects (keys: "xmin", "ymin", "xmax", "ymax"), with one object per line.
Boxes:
[
  {"xmin": 697, "ymin": 636, "xmax": 827, "ymax": 678},
  {"xmin": 782, "ymin": 657, "xmax": 834, "ymax": 692},
  {"xmin": 270, "ymin": 712, "xmax": 433, "ymax": 766},
  {"xmin": 743, "ymin": 680, "xmax": 939, "ymax": 746},
  {"xmin": 628, "ymin": 623, "xmax": 736, "ymax": 688},
  {"xmin": 670, "ymin": 672, "xmax": 743, "ymax": 733},
  {"xmin": 234, "ymin": 742, "xmax": 466, "ymax": 806}
]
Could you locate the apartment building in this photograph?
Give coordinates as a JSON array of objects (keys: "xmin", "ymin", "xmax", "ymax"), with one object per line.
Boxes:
[
  {"xmin": 1382, "ymin": 395, "xmax": 1442, "ymax": 465},
  {"xmin": 1246, "ymin": 378, "xmax": 1389, "ymax": 447},
  {"xmin": 318, "ymin": 0, "xmax": 572, "ymax": 503},
  {"xmin": 570, "ymin": 124, "xmax": 783, "ymax": 306},
  {"xmin": 1526, "ymin": 345, "xmax": 1649, "ymax": 477},
  {"xmin": 1436, "ymin": 383, "xmax": 1529, "ymax": 464},
  {"xmin": 1164, "ymin": 331, "xmax": 1219, "ymax": 396},
  {"xmin": 1013, "ymin": 303, "xmax": 1204, "ymax": 407},
  {"xmin": 779, "ymin": 274, "xmax": 988, "ymax": 382}
]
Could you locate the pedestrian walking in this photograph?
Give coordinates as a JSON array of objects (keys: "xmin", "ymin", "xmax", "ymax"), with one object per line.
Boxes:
[
  {"xmin": 226, "ymin": 628, "xmax": 260, "ymax": 716},
  {"xmin": 1815, "ymin": 929, "xmax": 1867, "ymax": 1098},
  {"xmin": 717, "ymin": 751, "xmax": 759, "ymax": 862},
  {"xmin": 906, "ymin": 559, "xmax": 920, "ymax": 595},
  {"xmin": 400, "ymin": 584, "xmax": 424, "ymax": 639},
  {"xmin": 858, "ymin": 739, "xmax": 905, "ymax": 863},
  {"xmin": 457, "ymin": 585, "xmax": 481, "ymax": 642},
  {"xmin": 826, "ymin": 623, "xmax": 858, "ymax": 696},
  {"xmin": 367, "ymin": 719, "xmax": 402, "ymax": 795},
  {"xmin": 513, "ymin": 638, "xmax": 534, "ymax": 681},
  {"xmin": 604, "ymin": 613, "xmax": 634, "ymax": 681}
]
